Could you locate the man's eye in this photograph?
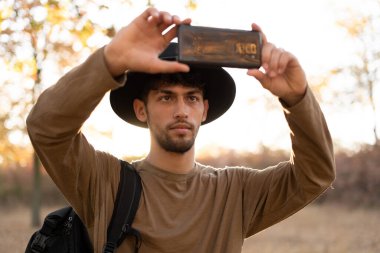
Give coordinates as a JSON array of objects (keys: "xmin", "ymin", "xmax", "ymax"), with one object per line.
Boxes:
[
  {"xmin": 160, "ymin": 95, "xmax": 171, "ymax": 101},
  {"xmin": 188, "ymin": 96, "xmax": 200, "ymax": 102}
]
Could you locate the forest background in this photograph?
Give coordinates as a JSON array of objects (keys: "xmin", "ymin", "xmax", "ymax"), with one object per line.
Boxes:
[{"xmin": 0, "ymin": 0, "xmax": 379, "ymax": 252}]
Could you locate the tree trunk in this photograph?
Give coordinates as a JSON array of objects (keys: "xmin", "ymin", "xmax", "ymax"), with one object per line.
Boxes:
[
  {"xmin": 31, "ymin": 150, "xmax": 41, "ymax": 227},
  {"xmin": 368, "ymin": 80, "xmax": 379, "ymax": 145}
]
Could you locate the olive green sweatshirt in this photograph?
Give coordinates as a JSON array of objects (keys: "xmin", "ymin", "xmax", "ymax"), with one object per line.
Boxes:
[{"xmin": 26, "ymin": 47, "xmax": 335, "ymax": 253}]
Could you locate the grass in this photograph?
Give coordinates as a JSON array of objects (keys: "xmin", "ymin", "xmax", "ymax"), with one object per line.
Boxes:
[{"xmin": 1, "ymin": 204, "xmax": 379, "ymax": 253}]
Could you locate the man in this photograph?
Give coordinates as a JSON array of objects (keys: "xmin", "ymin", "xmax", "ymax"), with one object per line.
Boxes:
[{"xmin": 27, "ymin": 7, "xmax": 335, "ymax": 253}]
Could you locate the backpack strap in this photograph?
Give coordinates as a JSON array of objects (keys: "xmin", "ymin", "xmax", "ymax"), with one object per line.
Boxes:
[{"xmin": 103, "ymin": 160, "xmax": 142, "ymax": 253}]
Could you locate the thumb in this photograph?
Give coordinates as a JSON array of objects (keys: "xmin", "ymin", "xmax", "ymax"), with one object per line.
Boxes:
[{"xmin": 149, "ymin": 59, "xmax": 190, "ymax": 74}]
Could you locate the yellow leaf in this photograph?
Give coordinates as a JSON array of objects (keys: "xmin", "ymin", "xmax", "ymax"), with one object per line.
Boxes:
[
  {"xmin": 74, "ymin": 20, "xmax": 95, "ymax": 46},
  {"xmin": 45, "ymin": 2, "xmax": 67, "ymax": 24},
  {"xmin": 0, "ymin": 6, "xmax": 13, "ymax": 21},
  {"xmin": 13, "ymin": 61, "xmax": 24, "ymax": 73},
  {"xmin": 186, "ymin": 0, "xmax": 197, "ymax": 10}
]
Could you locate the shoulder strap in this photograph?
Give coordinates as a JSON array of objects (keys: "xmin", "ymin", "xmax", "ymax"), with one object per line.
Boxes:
[{"xmin": 103, "ymin": 160, "xmax": 142, "ymax": 253}]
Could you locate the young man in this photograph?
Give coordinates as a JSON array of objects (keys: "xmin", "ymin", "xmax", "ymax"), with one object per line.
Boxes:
[{"xmin": 27, "ymin": 7, "xmax": 335, "ymax": 253}]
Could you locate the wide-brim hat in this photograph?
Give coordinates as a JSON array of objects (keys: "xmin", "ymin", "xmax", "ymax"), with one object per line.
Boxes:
[{"xmin": 110, "ymin": 43, "xmax": 236, "ymax": 128}]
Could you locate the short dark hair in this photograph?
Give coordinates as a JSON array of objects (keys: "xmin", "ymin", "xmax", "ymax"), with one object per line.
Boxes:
[{"xmin": 139, "ymin": 72, "xmax": 206, "ymax": 104}]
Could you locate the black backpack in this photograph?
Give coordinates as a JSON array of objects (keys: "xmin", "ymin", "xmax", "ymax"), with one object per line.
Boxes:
[{"xmin": 25, "ymin": 160, "xmax": 142, "ymax": 253}]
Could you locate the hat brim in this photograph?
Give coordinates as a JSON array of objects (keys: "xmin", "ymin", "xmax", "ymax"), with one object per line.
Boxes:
[
  {"xmin": 110, "ymin": 66, "xmax": 235, "ymax": 128},
  {"xmin": 110, "ymin": 43, "xmax": 236, "ymax": 128}
]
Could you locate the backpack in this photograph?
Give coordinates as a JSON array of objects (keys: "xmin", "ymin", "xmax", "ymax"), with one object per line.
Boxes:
[{"xmin": 25, "ymin": 160, "xmax": 142, "ymax": 253}]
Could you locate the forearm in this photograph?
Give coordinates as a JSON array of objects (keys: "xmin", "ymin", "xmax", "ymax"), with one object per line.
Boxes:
[{"xmin": 284, "ymin": 86, "xmax": 336, "ymax": 193}]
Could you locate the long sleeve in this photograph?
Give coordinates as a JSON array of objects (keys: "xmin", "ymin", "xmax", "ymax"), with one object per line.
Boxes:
[
  {"xmin": 242, "ymin": 87, "xmax": 336, "ymax": 236},
  {"xmin": 26, "ymin": 48, "xmax": 123, "ymax": 227}
]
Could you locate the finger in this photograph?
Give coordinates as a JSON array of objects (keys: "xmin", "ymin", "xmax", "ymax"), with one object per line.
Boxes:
[
  {"xmin": 143, "ymin": 7, "xmax": 159, "ymax": 21},
  {"xmin": 247, "ymin": 68, "xmax": 268, "ymax": 84},
  {"xmin": 161, "ymin": 15, "xmax": 191, "ymax": 28},
  {"xmin": 160, "ymin": 11, "xmax": 174, "ymax": 23},
  {"xmin": 179, "ymin": 18, "xmax": 192, "ymax": 25},
  {"xmin": 151, "ymin": 60, "xmax": 190, "ymax": 74},
  {"xmin": 156, "ymin": 11, "xmax": 174, "ymax": 32},
  {"xmin": 171, "ymin": 15, "xmax": 181, "ymax": 25},
  {"xmin": 267, "ymin": 47, "xmax": 283, "ymax": 77},
  {"xmin": 157, "ymin": 22, "xmax": 172, "ymax": 34},
  {"xmin": 147, "ymin": 10, "xmax": 169, "ymax": 27},
  {"xmin": 163, "ymin": 18, "xmax": 192, "ymax": 43},
  {"xmin": 170, "ymin": 16, "xmax": 192, "ymax": 26},
  {"xmin": 277, "ymin": 49, "xmax": 290, "ymax": 74},
  {"xmin": 261, "ymin": 42, "xmax": 275, "ymax": 72},
  {"xmin": 163, "ymin": 26, "xmax": 177, "ymax": 42},
  {"xmin": 251, "ymin": 23, "xmax": 267, "ymax": 44}
]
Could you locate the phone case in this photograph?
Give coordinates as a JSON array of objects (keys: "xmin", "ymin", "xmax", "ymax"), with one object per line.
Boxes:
[{"xmin": 177, "ymin": 25, "xmax": 262, "ymax": 68}]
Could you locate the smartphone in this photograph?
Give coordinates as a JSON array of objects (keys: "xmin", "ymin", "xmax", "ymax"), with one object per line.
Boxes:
[{"xmin": 177, "ymin": 24, "xmax": 262, "ymax": 69}]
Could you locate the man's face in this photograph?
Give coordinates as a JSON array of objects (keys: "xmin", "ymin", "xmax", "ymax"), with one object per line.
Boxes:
[{"xmin": 134, "ymin": 84, "xmax": 209, "ymax": 154}]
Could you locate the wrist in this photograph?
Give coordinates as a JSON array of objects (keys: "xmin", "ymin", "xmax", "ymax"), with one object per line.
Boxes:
[
  {"xmin": 104, "ymin": 44, "xmax": 127, "ymax": 77},
  {"xmin": 280, "ymin": 87, "xmax": 307, "ymax": 107}
]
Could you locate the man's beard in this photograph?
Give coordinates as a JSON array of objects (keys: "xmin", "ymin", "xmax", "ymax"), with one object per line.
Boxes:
[
  {"xmin": 156, "ymin": 132, "xmax": 194, "ymax": 154},
  {"xmin": 150, "ymin": 120, "xmax": 199, "ymax": 154}
]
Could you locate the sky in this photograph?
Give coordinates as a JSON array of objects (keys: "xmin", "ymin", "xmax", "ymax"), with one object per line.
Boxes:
[{"xmin": 47, "ymin": 0, "xmax": 380, "ymax": 157}]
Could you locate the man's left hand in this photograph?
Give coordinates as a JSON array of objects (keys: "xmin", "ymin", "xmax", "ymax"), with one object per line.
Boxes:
[{"xmin": 247, "ymin": 23, "xmax": 307, "ymax": 106}]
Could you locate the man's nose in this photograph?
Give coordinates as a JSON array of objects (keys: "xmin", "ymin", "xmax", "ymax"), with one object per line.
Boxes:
[{"xmin": 173, "ymin": 98, "xmax": 189, "ymax": 119}]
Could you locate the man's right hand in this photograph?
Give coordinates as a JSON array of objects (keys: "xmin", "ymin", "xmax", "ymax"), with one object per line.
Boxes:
[{"xmin": 104, "ymin": 8, "xmax": 191, "ymax": 77}]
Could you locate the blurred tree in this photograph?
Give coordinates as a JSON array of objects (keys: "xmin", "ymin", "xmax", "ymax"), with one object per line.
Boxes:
[
  {"xmin": 1, "ymin": 0, "xmax": 197, "ymax": 227},
  {"xmin": 147, "ymin": 0, "xmax": 197, "ymax": 9},
  {"xmin": 330, "ymin": 0, "xmax": 380, "ymax": 145},
  {"xmin": 0, "ymin": 0, "xmax": 117, "ymax": 226}
]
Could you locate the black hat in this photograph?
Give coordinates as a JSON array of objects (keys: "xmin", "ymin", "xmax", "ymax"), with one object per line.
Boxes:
[{"xmin": 110, "ymin": 43, "xmax": 236, "ymax": 128}]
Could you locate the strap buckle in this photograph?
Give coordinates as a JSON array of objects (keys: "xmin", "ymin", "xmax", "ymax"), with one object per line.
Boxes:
[
  {"xmin": 103, "ymin": 242, "xmax": 117, "ymax": 253},
  {"xmin": 30, "ymin": 233, "xmax": 48, "ymax": 253}
]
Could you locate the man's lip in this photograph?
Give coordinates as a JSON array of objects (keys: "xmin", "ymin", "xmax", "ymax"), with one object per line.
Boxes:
[{"xmin": 169, "ymin": 123, "xmax": 192, "ymax": 130}]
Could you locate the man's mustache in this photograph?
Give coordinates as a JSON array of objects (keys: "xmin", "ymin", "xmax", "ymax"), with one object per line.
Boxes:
[{"xmin": 167, "ymin": 121, "xmax": 194, "ymax": 130}]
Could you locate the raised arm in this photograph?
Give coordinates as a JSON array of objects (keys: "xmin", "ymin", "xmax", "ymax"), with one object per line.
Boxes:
[
  {"xmin": 241, "ymin": 24, "xmax": 336, "ymax": 236},
  {"xmin": 26, "ymin": 8, "xmax": 191, "ymax": 225}
]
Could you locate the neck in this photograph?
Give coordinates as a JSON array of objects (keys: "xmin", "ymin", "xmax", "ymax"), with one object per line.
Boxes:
[{"xmin": 146, "ymin": 145, "xmax": 195, "ymax": 174}]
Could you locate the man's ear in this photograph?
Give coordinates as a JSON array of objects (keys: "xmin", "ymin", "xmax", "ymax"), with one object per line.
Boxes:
[
  {"xmin": 133, "ymin": 99, "xmax": 147, "ymax": 123},
  {"xmin": 202, "ymin": 99, "xmax": 209, "ymax": 122}
]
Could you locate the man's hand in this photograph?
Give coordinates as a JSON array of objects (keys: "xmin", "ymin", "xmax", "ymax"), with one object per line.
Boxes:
[
  {"xmin": 104, "ymin": 8, "xmax": 191, "ymax": 76},
  {"xmin": 247, "ymin": 24, "xmax": 307, "ymax": 106}
]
